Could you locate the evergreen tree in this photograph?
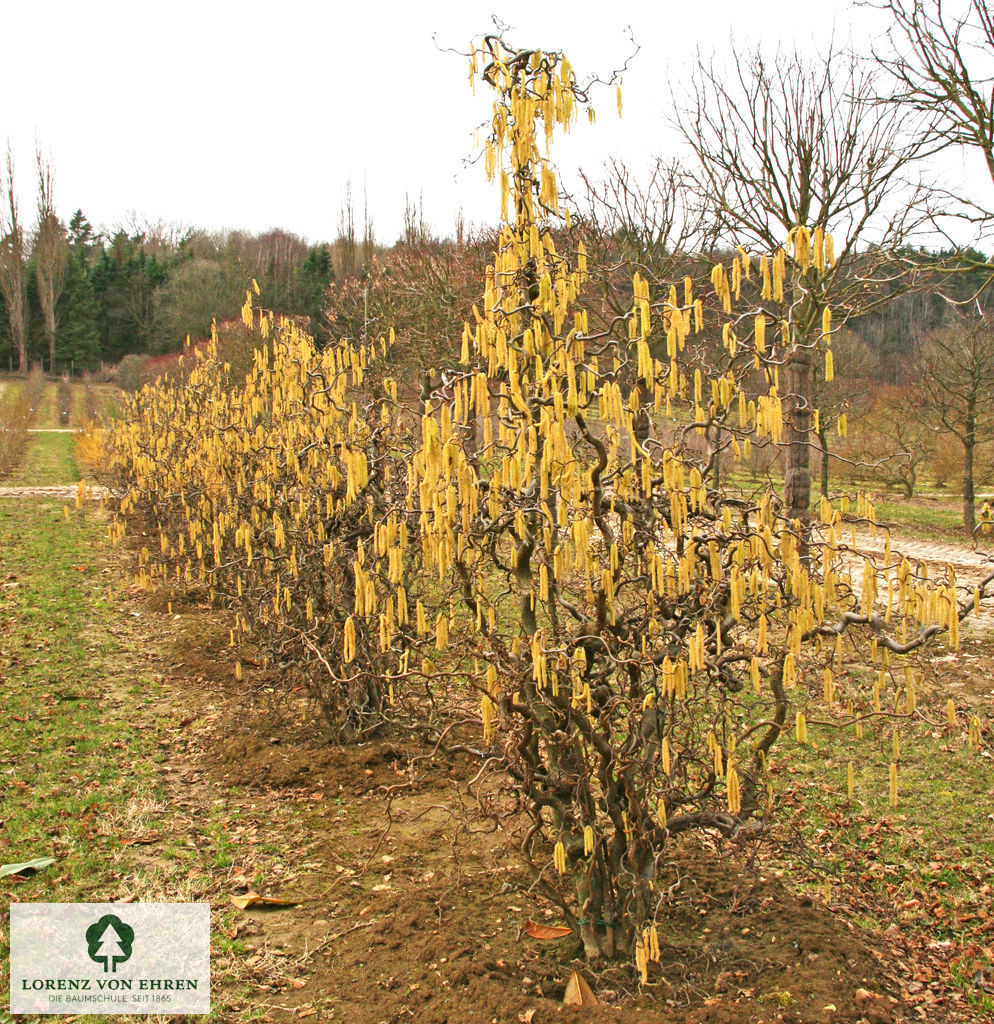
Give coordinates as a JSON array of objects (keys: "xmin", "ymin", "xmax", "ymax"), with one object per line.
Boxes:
[
  {"xmin": 299, "ymin": 244, "xmax": 334, "ymax": 341},
  {"xmin": 90, "ymin": 232, "xmax": 166, "ymax": 361},
  {"xmin": 57, "ymin": 247, "xmax": 100, "ymax": 370}
]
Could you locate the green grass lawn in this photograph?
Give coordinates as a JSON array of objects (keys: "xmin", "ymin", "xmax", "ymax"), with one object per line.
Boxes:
[
  {"xmin": 0, "ymin": 497, "xmax": 290, "ymax": 1022},
  {"xmin": 874, "ymin": 500, "xmax": 968, "ymax": 535},
  {"xmin": 70, "ymin": 381, "xmax": 87, "ymax": 425},
  {"xmin": 723, "ymin": 464, "xmax": 986, "ymax": 540},
  {"xmin": 5, "ymin": 432, "xmax": 81, "ymax": 487},
  {"xmin": 92, "ymin": 383, "xmax": 124, "ymax": 422},
  {"xmin": 778, "ymin": 700, "xmax": 994, "ymax": 1013},
  {"xmin": 0, "ymin": 500, "xmax": 165, "ymax": 1010},
  {"xmin": 29, "ymin": 382, "xmax": 56, "ymax": 428},
  {"xmin": 0, "ymin": 381, "xmax": 23, "ymax": 405},
  {"xmin": 783, "ymin": 713, "xmax": 994, "ymax": 891}
]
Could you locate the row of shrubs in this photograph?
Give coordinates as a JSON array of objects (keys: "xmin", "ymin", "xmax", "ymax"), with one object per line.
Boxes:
[
  {"xmin": 97, "ymin": 39, "xmax": 985, "ymax": 975},
  {"xmin": 0, "ymin": 370, "xmax": 46, "ymax": 477}
]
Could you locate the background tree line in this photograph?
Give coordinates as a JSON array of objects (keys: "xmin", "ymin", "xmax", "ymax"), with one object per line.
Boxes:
[{"xmin": 0, "ymin": 159, "xmax": 381, "ymax": 374}]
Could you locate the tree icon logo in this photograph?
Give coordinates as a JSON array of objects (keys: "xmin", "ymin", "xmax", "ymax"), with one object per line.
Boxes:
[{"xmin": 85, "ymin": 914, "xmax": 134, "ymax": 973}]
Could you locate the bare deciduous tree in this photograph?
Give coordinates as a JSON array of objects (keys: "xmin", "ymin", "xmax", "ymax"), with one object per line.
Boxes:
[
  {"xmin": 33, "ymin": 152, "xmax": 69, "ymax": 372},
  {"xmin": 869, "ymin": 0, "xmax": 994, "ymax": 226},
  {"xmin": 335, "ymin": 180, "xmax": 357, "ymax": 280},
  {"xmin": 576, "ymin": 156, "xmax": 715, "ymax": 315},
  {"xmin": 852, "ymin": 384, "xmax": 933, "ymax": 498},
  {"xmin": 917, "ymin": 314, "xmax": 994, "ymax": 533},
  {"xmin": 0, "ymin": 148, "xmax": 28, "ymax": 372},
  {"xmin": 672, "ymin": 44, "xmax": 931, "ymax": 528},
  {"xmin": 335, "ymin": 179, "xmax": 375, "ymax": 281}
]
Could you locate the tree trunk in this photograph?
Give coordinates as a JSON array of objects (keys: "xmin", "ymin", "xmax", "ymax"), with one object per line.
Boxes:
[
  {"xmin": 784, "ymin": 342, "xmax": 813, "ymax": 538},
  {"xmin": 962, "ymin": 395, "xmax": 978, "ymax": 535},
  {"xmin": 901, "ymin": 464, "xmax": 916, "ymax": 500},
  {"xmin": 963, "ymin": 434, "xmax": 976, "ymax": 535},
  {"xmin": 45, "ymin": 313, "xmax": 56, "ymax": 373},
  {"xmin": 818, "ymin": 425, "xmax": 830, "ymax": 498},
  {"xmin": 13, "ymin": 317, "xmax": 26, "ymax": 373}
]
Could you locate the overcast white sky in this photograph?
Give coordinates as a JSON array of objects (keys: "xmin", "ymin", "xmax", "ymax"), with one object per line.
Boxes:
[{"xmin": 2, "ymin": 0, "xmax": 989, "ymax": 247}]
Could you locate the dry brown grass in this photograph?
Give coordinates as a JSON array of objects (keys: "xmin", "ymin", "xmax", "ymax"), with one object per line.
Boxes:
[{"xmin": 0, "ymin": 370, "xmax": 45, "ymax": 477}]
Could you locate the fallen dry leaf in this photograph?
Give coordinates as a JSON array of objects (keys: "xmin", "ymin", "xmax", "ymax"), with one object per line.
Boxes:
[
  {"xmin": 524, "ymin": 920, "xmax": 571, "ymax": 940},
  {"xmin": 229, "ymin": 890, "xmax": 300, "ymax": 911},
  {"xmin": 120, "ymin": 834, "xmax": 160, "ymax": 847},
  {"xmin": 563, "ymin": 968, "xmax": 599, "ymax": 1008}
]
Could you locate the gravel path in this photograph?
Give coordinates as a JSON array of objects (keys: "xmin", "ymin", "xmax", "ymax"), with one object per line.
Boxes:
[
  {"xmin": 848, "ymin": 527, "xmax": 994, "ymax": 633},
  {"xmin": 0, "ymin": 485, "xmax": 107, "ymax": 500}
]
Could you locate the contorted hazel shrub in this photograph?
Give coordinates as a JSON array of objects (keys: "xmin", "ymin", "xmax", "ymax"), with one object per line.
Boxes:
[
  {"xmin": 103, "ymin": 33, "xmax": 993, "ymax": 977},
  {"xmin": 399, "ymin": 37, "xmax": 992, "ymax": 966},
  {"xmin": 105, "ymin": 304, "xmax": 425, "ymax": 742}
]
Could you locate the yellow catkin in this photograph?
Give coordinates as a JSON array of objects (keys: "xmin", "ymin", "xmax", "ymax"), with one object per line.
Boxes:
[
  {"xmin": 726, "ymin": 764, "xmax": 741, "ymax": 814},
  {"xmin": 344, "ymin": 615, "xmax": 357, "ymax": 664},
  {"xmin": 969, "ymin": 716, "xmax": 982, "ymax": 750}
]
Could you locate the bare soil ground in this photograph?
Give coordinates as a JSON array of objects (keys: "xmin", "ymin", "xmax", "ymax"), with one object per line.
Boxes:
[{"xmin": 98, "ymin": 556, "xmax": 949, "ymax": 1024}]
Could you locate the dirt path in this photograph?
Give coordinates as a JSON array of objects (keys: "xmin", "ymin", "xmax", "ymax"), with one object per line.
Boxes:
[
  {"xmin": 855, "ymin": 527, "xmax": 994, "ymax": 573},
  {"xmin": 0, "ymin": 484, "xmax": 106, "ymax": 500},
  {"xmin": 849, "ymin": 527, "xmax": 994, "ymax": 638}
]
